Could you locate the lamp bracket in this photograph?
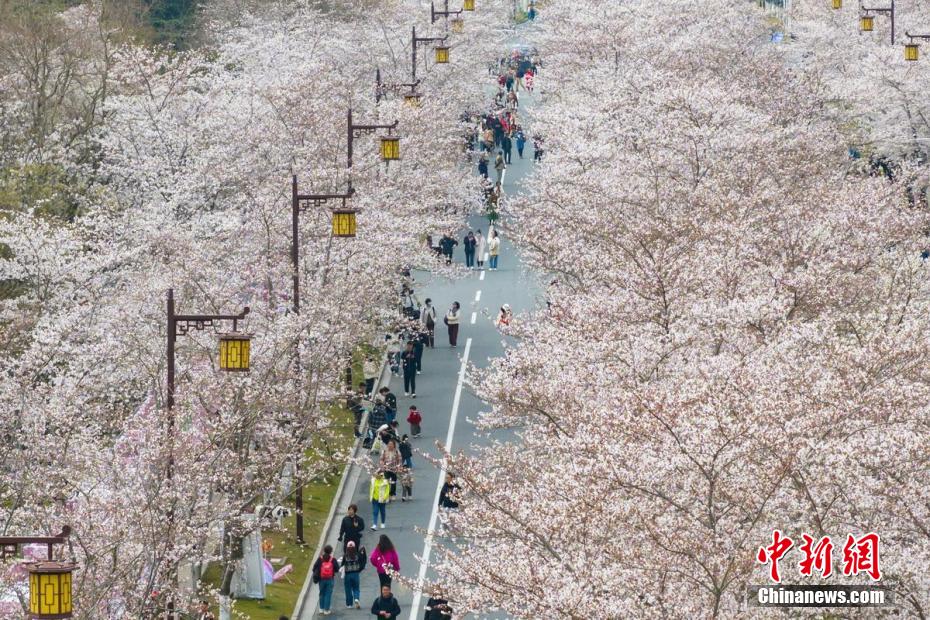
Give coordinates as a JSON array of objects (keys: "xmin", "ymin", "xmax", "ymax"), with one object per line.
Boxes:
[
  {"xmin": 295, "ymin": 187, "xmax": 355, "ymax": 212},
  {"xmin": 350, "ymin": 120, "xmax": 399, "ymax": 138},
  {"xmin": 174, "ymin": 307, "xmax": 250, "ymax": 336},
  {"xmin": 0, "ymin": 526, "xmax": 72, "ymax": 561},
  {"xmin": 905, "ymin": 31, "xmax": 930, "ymax": 41}
]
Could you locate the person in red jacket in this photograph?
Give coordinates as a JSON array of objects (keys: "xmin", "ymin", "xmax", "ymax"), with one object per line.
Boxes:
[{"xmin": 407, "ymin": 405, "xmax": 422, "ymax": 437}]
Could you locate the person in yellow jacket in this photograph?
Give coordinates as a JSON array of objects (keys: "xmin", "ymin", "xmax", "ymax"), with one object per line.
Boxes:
[{"xmin": 370, "ymin": 471, "xmax": 391, "ymax": 530}]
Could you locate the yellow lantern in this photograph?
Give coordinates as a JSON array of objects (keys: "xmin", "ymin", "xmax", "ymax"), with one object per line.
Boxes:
[
  {"xmin": 218, "ymin": 333, "xmax": 251, "ymax": 371},
  {"xmin": 451, "ymin": 17, "xmax": 464, "ymax": 33},
  {"xmin": 905, "ymin": 43, "xmax": 920, "ymax": 61},
  {"xmin": 860, "ymin": 15, "xmax": 874, "ymax": 31},
  {"xmin": 463, "ymin": 0, "xmax": 474, "ymax": 11},
  {"xmin": 404, "ymin": 92, "xmax": 422, "ymax": 107},
  {"xmin": 435, "ymin": 46, "xmax": 450, "ymax": 64},
  {"xmin": 832, "ymin": 0, "xmax": 841, "ymax": 8},
  {"xmin": 380, "ymin": 136, "xmax": 401, "ymax": 161},
  {"xmin": 27, "ymin": 562, "xmax": 75, "ymax": 619},
  {"xmin": 332, "ymin": 209, "xmax": 358, "ymax": 237}
]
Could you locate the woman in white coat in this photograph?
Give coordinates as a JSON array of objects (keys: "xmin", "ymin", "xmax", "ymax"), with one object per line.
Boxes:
[{"xmin": 474, "ymin": 229, "xmax": 487, "ymax": 269}]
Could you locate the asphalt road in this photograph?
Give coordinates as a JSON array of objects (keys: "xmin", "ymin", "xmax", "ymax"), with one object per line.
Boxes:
[{"xmin": 301, "ymin": 62, "xmax": 542, "ymax": 620}]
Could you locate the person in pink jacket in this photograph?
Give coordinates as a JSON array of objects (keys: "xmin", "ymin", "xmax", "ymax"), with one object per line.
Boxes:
[{"xmin": 369, "ymin": 535, "xmax": 400, "ymax": 588}]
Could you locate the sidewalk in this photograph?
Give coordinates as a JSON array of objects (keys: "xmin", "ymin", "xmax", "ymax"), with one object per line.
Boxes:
[{"xmin": 296, "ymin": 48, "xmax": 543, "ymax": 620}]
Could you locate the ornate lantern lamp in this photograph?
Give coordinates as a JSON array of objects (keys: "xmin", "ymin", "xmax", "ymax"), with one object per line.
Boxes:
[
  {"xmin": 218, "ymin": 333, "xmax": 251, "ymax": 371},
  {"xmin": 832, "ymin": 0, "xmax": 842, "ymax": 8},
  {"xmin": 860, "ymin": 14, "xmax": 874, "ymax": 31},
  {"xmin": 331, "ymin": 209, "xmax": 358, "ymax": 237},
  {"xmin": 0, "ymin": 526, "xmax": 75, "ymax": 620},
  {"xmin": 904, "ymin": 32, "xmax": 930, "ymax": 61},
  {"xmin": 463, "ymin": 0, "xmax": 475, "ymax": 10},
  {"xmin": 451, "ymin": 17, "xmax": 465, "ymax": 33},
  {"xmin": 27, "ymin": 561, "xmax": 76, "ymax": 619},
  {"xmin": 435, "ymin": 45, "xmax": 450, "ymax": 64},
  {"xmin": 403, "ymin": 92, "xmax": 423, "ymax": 107},
  {"xmin": 380, "ymin": 135, "xmax": 401, "ymax": 161}
]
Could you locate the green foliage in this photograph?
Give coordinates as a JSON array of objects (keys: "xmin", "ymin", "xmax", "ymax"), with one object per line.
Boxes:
[
  {"xmin": 144, "ymin": 0, "xmax": 199, "ymax": 48},
  {"xmin": 0, "ymin": 163, "xmax": 80, "ymax": 221}
]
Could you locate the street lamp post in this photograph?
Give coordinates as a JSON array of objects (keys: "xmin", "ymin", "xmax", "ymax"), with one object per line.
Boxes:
[
  {"xmin": 0, "ymin": 526, "xmax": 75, "ymax": 619},
  {"xmin": 860, "ymin": 0, "xmax": 895, "ymax": 44},
  {"xmin": 411, "ymin": 26, "xmax": 449, "ymax": 81},
  {"xmin": 289, "ymin": 176, "xmax": 354, "ymax": 543},
  {"xmin": 164, "ymin": 289, "xmax": 249, "ymax": 615}
]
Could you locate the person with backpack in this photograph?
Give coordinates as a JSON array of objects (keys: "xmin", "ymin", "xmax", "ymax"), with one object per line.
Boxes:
[
  {"xmin": 421, "ymin": 298, "xmax": 437, "ymax": 347},
  {"xmin": 312, "ymin": 544, "xmax": 339, "ymax": 616},
  {"xmin": 337, "ymin": 504, "xmax": 365, "ymax": 551},
  {"xmin": 407, "ymin": 405, "xmax": 422, "ymax": 437},
  {"xmin": 370, "ymin": 535, "xmax": 400, "ymax": 588},
  {"xmin": 340, "ymin": 540, "xmax": 366, "ymax": 610},
  {"xmin": 371, "ymin": 585, "xmax": 402, "ymax": 620},
  {"xmin": 370, "ymin": 471, "xmax": 391, "ymax": 529}
]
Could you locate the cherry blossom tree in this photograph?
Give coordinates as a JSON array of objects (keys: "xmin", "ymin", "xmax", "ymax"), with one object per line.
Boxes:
[{"xmin": 423, "ymin": 1, "xmax": 930, "ymax": 618}]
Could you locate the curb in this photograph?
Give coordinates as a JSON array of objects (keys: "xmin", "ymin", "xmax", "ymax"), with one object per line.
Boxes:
[{"xmin": 291, "ymin": 360, "xmax": 389, "ymax": 620}]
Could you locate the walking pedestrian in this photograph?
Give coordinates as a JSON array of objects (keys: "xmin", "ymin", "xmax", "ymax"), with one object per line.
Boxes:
[
  {"xmin": 505, "ymin": 72, "xmax": 514, "ymax": 92},
  {"xmin": 477, "ymin": 153, "xmax": 489, "ymax": 178},
  {"xmin": 339, "ymin": 540, "xmax": 366, "ymax": 610},
  {"xmin": 379, "ymin": 439, "xmax": 402, "ymax": 498},
  {"xmin": 370, "ymin": 471, "xmax": 390, "ymax": 529},
  {"xmin": 398, "ymin": 434, "xmax": 413, "ymax": 469},
  {"xmin": 475, "ymin": 230, "xmax": 487, "ymax": 269},
  {"xmin": 337, "ymin": 504, "xmax": 365, "ymax": 551},
  {"xmin": 488, "ymin": 231, "xmax": 501, "ymax": 270},
  {"xmin": 444, "ymin": 302, "xmax": 461, "ymax": 347},
  {"xmin": 400, "ymin": 465, "xmax": 413, "ymax": 501},
  {"xmin": 377, "ymin": 386, "xmax": 397, "ymax": 422},
  {"xmin": 515, "ymin": 129, "xmax": 526, "ymax": 159},
  {"xmin": 370, "ymin": 535, "xmax": 400, "ymax": 588},
  {"xmin": 439, "ymin": 233, "xmax": 458, "ymax": 265},
  {"xmin": 494, "ymin": 152, "xmax": 505, "ymax": 183},
  {"xmin": 371, "ymin": 585, "xmax": 401, "ymax": 620},
  {"xmin": 401, "ymin": 342, "xmax": 417, "ymax": 397},
  {"xmin": 363, "ymin": 356, "xmax": 379, "ymax": 397},
  {"xmin": 524, "ymin": 68, "xmax": 534, "ymax": 92},
  {"xmin": 407, "ymin": 405, "xmax": 422, "ymax": 437},
  {"xmin": 439, "ymin": 472, "xmax": 461, "ymax": 509},
  {"xmin": 463, "ymin": 231, "xmax": 476, "ymax": 268},
  {"xmin": 421, "ymin": 298, "xmax": 437, "ymax": 347},
  {"xmin": 412, "ymin": 334, "xmax": 424, "ymax": 373},
  {"xmin": 507, "ymin": 90, "xmax": 518, "ymax": 111},
  {"xmin": 312, "ymin": 544, "xmax": 339, "ymax": 616},
  {"xmin": 533, "ymin": 134, "xmax": 544, "ymax": 161},
  {"xmin": 501, "ymin": 134, "xmax": 513, "ymax": 164}
]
